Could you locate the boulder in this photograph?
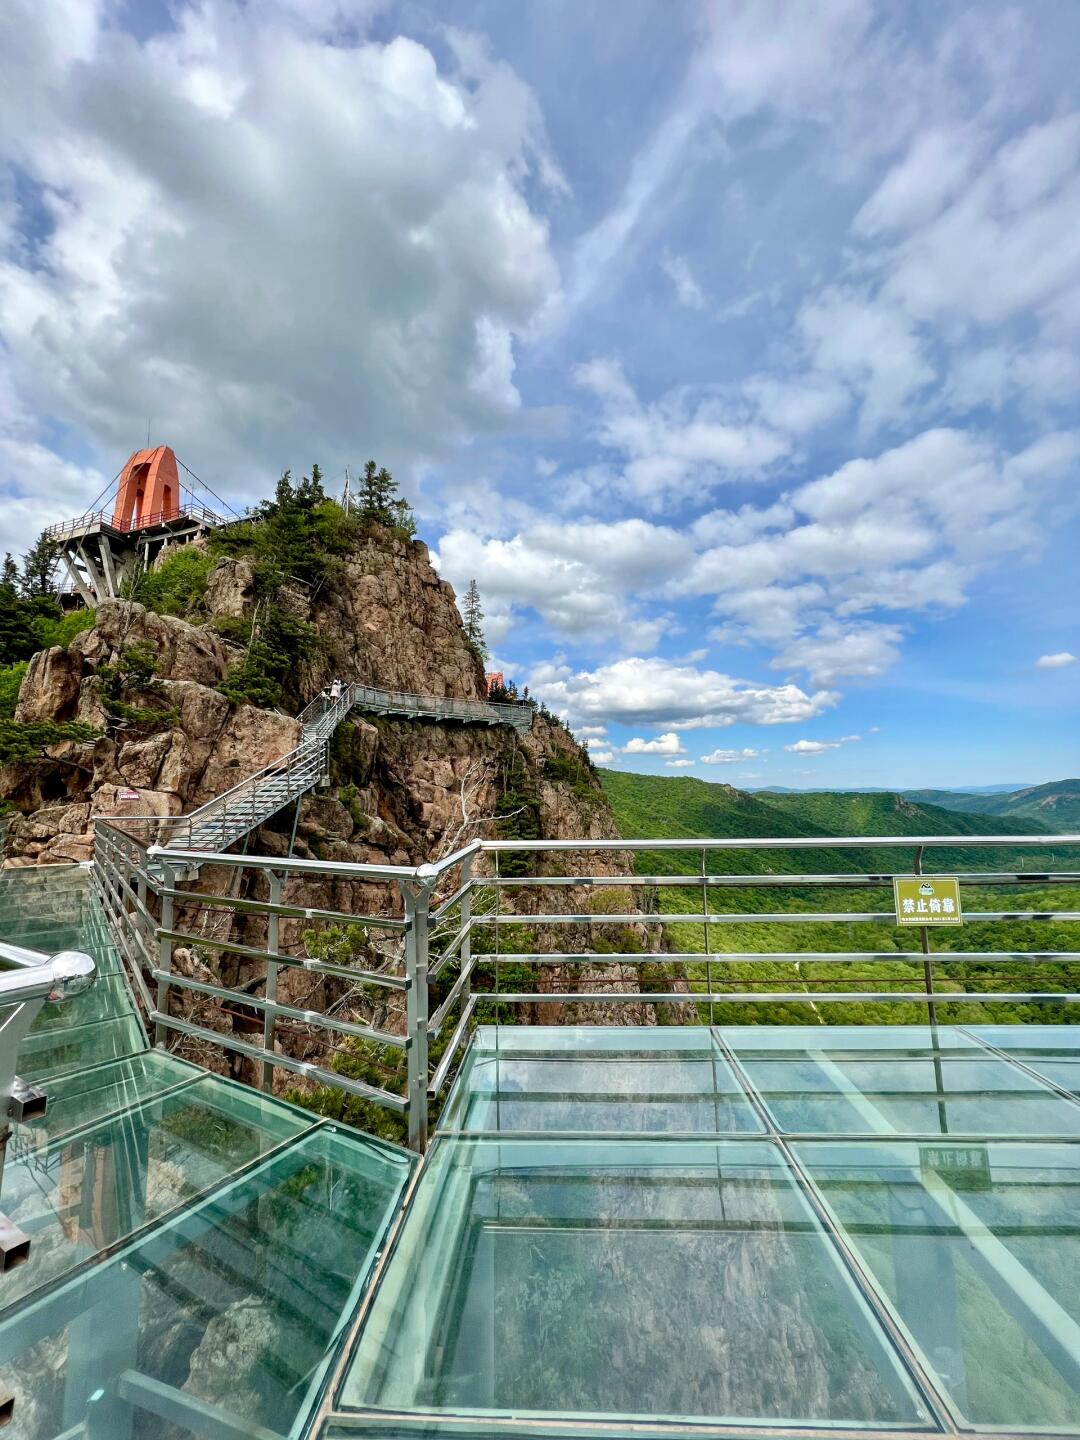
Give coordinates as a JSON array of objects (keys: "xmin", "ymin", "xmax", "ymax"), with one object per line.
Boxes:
[
  {"xmin": 72, "ymin": 598, "xmax": 235, "ymax": 686},
  {"xmin": 204, "ymin": 556, "xmax": 257, "ymax": 620},
  {"xmin": 14, "ymin": 646, "xmax": 81, "ymax": 723}
]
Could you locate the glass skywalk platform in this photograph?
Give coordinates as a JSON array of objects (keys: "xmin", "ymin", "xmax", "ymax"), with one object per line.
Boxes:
[
  {"xmin": 0, "ymin": 867, "xmax": 413, "ymax": 1438},
  {"xmin": 330, "ymin": 1024, "xmax": 1080, "ymax": 1439},
  {"xmin": 6, "ymin": 868, "xmax": 1080, "ymax": 1438}
]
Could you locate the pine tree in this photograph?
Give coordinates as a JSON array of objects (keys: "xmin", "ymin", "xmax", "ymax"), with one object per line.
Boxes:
[
  {"xmin": 1, "ymin": 554, "xmax": 17, "ymax": 592},
  {"xmin": 20, "ymin": 532, "xmax": 60, "ymax": 599},
  {"xmin": 462, "ymin": 579, "xmax": 487, "ymax": 659}
]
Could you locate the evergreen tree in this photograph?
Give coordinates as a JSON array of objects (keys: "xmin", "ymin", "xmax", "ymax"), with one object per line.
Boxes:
[
  {"xmin": 20, "ymin": 532, "xmax": 60, "ymax": 598},
  {"xmin": 355, "ymin": 459, "xmax": 415, "ymax": 534},
  {"xmin": 1, "ymin": 554, "xmax": 18, "ymax": 591},
  {"xmin": 462, "ymin": 579, "xmax": 487, "ymax": 658}
]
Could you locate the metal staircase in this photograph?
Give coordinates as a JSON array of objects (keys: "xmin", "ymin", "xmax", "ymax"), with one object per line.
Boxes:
[{"xmin": 161, "ymin": 682, "xmax": 532, "ymax": 855}]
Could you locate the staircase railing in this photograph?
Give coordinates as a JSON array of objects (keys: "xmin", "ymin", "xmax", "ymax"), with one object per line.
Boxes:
[
  {"xmin": 90, "ymin": 828, "xmax": 1080, "ymax": 1154},
  {"xmin": 100, "ymin": 681, "xmax": 533, "ymax": 855}
]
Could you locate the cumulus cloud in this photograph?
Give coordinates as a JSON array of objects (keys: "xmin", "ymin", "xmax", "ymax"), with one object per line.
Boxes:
[
  {"xmin": 433, "ymin": 517, "xmax": 685, "ymax": 647},
  {"xmin": 1035, "ymin": 652, "xmax": 1076, "ymax": 670},
  {"xmin": 529, "ymin": 655, "xmax": 838, "ymax": 730},
  {"xmin": 700, "ymin": 747, "xmax": 761, "ymax": 764},
  {"xmin": 770, "ymin": 622, "xmax": 903, "ymax": 685},
  {"xmin": 623, "ymin": 732, "xmax": 685, "ymax": 755},
  {"xmin": 589, "ymin": 748, "xmax": 616, "ymax": 765},
  {"xmin": 574, "ymin": 359, "xmax": 789, "ymax": 508},
  {"xmin": 0, "ymin": 0, "xmax": 563, "ymax": 542},
  {"xmin": 665, "ymin": 758, "xmax": 695, "ymax": 768}
]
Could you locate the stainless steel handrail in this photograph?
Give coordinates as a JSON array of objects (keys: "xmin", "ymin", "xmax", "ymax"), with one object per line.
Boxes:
[{"xmin": 90, "ymin": 826, "xmax": 1080, "ymax": 1155}]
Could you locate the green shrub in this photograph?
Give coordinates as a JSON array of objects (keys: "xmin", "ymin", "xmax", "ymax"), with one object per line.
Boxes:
[
  {"xmin": 0, "ymin": 720, "xmax": 97, "ymax": 765},
  {"xmin": 98, "ymin": 643, "xmax": 178, "ymax": 733},
  {"xmin": 0, "ymin": 662, "xmax": 28, "ymax": 720},
  {"xmin": 128, "ymin": 548, "xmax": 213, "ymax": 617},
  {"xmin": 35, "ymin": 607, "xmax": 95, "ymax": 649}
]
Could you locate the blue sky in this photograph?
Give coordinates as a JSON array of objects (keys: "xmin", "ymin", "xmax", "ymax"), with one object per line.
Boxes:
[{"xmin": 0, "ymin": 0, "xmax": 1077, "ymax": 788}]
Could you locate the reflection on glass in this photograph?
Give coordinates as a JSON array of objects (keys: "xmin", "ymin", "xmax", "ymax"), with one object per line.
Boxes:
[
  {"xmin": 17, "ymin": 1050, "xmax": 197, "ymax": 1145},
  {"xmin": 0, "ymin": 1074, "xmax": 312, "ymax": 1310},
  {"xmin": 799, "ymin": 1140, "xmax": 1080, "ymax": 1430},
  {"xmin": 737, "ymin": 1052, "xmax": 1080, "ymax": 1137},
  {"xmin": 0, "ymin": 1128, "xmax": 411, "ymax": 1439},
  {"xmin": 443, "ymin": 1027, "xmax": 762, "ymax": 1134},
  {"xmin": 341, "ymin": 1138, "xmax": 930, "ymax": 1427}
]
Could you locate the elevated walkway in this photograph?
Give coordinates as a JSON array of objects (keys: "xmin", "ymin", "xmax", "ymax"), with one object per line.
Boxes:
[{"xmin": 105, "ymin": 681, "xmax": 533, "ymax": 856}]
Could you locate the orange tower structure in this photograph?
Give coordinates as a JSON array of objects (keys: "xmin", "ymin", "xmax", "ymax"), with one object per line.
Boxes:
[
  {"xmin": 111, "ymin": 446, "xmax": 181, "ymax": 531},
  {"xmin": 47, "ymin": 443, "xmax": 224, "ymax": 604}
]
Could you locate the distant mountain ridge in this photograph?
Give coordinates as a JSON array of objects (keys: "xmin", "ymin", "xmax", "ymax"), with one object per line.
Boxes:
[
  {"xmin": 902, "ymin": 779, "xmax": 1080, "ymax": 831},
  {"xmin": 598, "ymin": 770, "xmax": 1056, "ymax": 879}
]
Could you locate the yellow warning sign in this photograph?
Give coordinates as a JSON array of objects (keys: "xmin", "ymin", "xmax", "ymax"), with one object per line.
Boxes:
[{"xmin": 893, "ymin": 876, "xmax": 963, "ymax": 926}]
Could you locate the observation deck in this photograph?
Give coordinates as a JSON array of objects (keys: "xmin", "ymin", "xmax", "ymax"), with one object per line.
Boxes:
[{"xmin": 1, "ymin": 828, "xmax": 1079, "ymax": 1437}]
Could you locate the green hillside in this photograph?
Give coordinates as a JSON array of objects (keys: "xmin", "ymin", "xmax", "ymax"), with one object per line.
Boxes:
[
  {"xmin": 905, "ymin": 779, "xmax": 1080, "ymax": 832},
  {"xmin": 598, "ymin": 769, "xmax": 1080, "ymax": 1027}
]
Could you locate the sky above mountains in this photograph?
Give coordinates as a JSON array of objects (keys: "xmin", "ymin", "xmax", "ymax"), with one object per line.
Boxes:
[{"xmin": 1, "ymin": 0, "xmax": 1077, "ymax": 787}]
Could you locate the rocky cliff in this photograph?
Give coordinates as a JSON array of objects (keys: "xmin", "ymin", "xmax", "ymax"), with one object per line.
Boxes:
[{"xmin": 2, "ymin": 527, "xmax": 666, "ymax": 1094}]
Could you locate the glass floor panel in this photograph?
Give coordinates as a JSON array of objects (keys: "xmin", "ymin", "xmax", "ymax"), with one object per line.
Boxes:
[
  {"xmin": 339, "ymin": 1137, "xmax": 933, "ymax": 1428},
  {"xmin": 0, "ymin": 1072, "xmax": 313, "ymax": 1312},
  {"xmin": 732, "ymin": 1051, "xmax": 1080, "ymax": 1137},
  {"xmin": 799, "ymin": 1140, "xmax": 1080, "ymax": 1431},
  {"xmin": 16, "ymin": 1010, "xmax": 147, "ymax": 1079},
  {"xmin": 14, "ymin": 1050, "xmax": 198, "ymax": 1147},
  {"xmin": 0, "ymin": 1126, "xmax": 413, "ymax": 1439},
  {"xmin": 441, "ymin": 1026, "xmax": 763, "ymax": 1134}
]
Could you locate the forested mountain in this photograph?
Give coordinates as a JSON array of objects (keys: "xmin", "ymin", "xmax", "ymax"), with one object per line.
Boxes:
[
  {"xmin": 599, "ymin": 769, "xmax": 1080, "ymax": 1026},
  {"xmin": 904, "ymin": 779, "xmax": 1080, "ymax": 831}
]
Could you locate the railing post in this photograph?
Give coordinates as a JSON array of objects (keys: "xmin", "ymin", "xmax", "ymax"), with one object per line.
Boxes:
[
  {"xmin": 155, "ymin": 862, "xmax": 175, "ymax": 1047},
  {"xmin": 262, "ymin": 870, "xmax": 282, "ymax": 1093},
  {"xmin": 401, "ymin": 865, "xmax": 437, "ymax": 1153},
  {"xmin": 701, "ymin": 848, "xmax": 714, "ymax": 1025},
  {"xmin": 913, "ymin": 844, "xmax": 938, "ymax": 1027},
  {"xmin": 460, "ymin": 853, "xmax": 475, "ymax": 1007}
]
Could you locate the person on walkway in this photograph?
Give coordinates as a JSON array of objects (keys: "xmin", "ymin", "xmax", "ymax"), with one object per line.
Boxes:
[{"xmin": 330, "ymin": 679, "xmax": 343, "ymax": 703}]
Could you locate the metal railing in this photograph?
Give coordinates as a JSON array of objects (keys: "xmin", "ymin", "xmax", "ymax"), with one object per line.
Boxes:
[
  {"xmin": 88, "ymin": 829, "xmax": 1080, "ymax": 1153},
  {"xmin": 43, "ymin": 500, "xmax": 225, "ymax": 542},
  {"xmin": 347, "ymin": 683, "xmax": 534, "ymax": 732}
]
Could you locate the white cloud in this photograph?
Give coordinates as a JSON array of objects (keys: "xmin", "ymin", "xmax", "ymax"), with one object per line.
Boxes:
[
  {"xmin": 0, "ymin": 2, "xmax": 564, "ymax": 542},
  {"xmin": 1035, "ymin": 652, "xmax": 1076, "ymax": 670},
  {"xmin": 433, "ymin": 517, "xmax": 685, "ymax": 647},
  {"xmin": 589, "ymin": 748, "xmax": 616, "ymax": 765},
  {"xmin": 660, "ymin": 251, "xmax": 706, "ymax": 310},
  {"xmin": 531, "ymin": 655, "xmax": 838, "ymax": 730},
  {"xmin": 784, "ymin": 734, "xmax": 862, "ymax": 755},
  {"xmin": 701, "ymin": 747, "xmax": 761, "ymax": 764},
  {"xmin": 575, "ymin": 724, "xmax": 608, "ymax": 739},
  {"xmin": 665, "ymin": 758, "xmax": 695, "ymax": 768},
  {"xmin": 623, "ymin": 732, "xmax": 685, "ymax": 755},
  {"xmin": 770, "ymin": 622, "xmax": 903, "ymax": 685},
  {"xmin": 799, "ymin": 288, "xmax": 935, "ymax": 431},
  {"xmin": 574, "ymin": 359, "xmax": 789, "ymax": 508},
  {"xmin": 854, "ymin": 127, "xmax": 986, "ymax": 237}
]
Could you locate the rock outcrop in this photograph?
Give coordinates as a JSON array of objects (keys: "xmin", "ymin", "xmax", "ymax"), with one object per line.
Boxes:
[
  {"xmin": 203, "ymin": 527, "xmax": 488, "ymax": 703},
  {"xmin": 3, "ymin": 600, "xmax": 300, "ymax": 864}
]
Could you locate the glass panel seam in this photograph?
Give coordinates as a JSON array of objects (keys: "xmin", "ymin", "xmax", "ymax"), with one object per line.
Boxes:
[
  {"xmin": 712, "ymin": 1029, "xmax": 957, "ymax": 1435},
  {"xmin": 959, "ymin": 1025, "xmax": 1080, "ymax": 1114}
]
